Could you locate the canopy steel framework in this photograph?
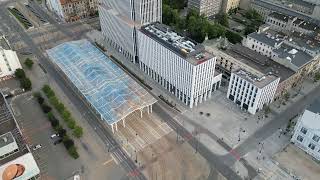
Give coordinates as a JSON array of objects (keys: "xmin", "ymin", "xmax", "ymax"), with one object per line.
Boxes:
[{"xmin": 47, "ymin": 40, "xmax": 157, "ymax": 132}]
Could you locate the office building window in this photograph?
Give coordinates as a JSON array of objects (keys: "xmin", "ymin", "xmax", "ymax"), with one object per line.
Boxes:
[
  {"xmin": 296, "ymin": 135, "xmax": 304, "ymax": 142},
  {"xmin": 300, "ymin": 127, "xmax": 307, "ymax": 134},
  {"xmin": 308, "ymin": 143, "xmax": 315, "ymax": 150},
  {"xmin": 312, "ymin": 134, "xmax": 320, "ymax": 142}
]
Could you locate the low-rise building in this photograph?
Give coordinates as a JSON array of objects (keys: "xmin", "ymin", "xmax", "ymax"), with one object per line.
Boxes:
[
  {"xmin": 265, "ymin": 12, "xmax": 319, "ymax": 35},
  {"xmin": 243, "ymin": 31, "xmax": 283, "ymax": 58},
  {"xmin": 222, "ymin": 0, "xmax": 241, "ymax": 13},
  {"xmin": 227, "ymin": 68, "xmax": 279, "ymax": 114},
  {"xmin": 47, "ymin": 0, "xmax": 98, "ymax": 22},
  {"xmin": 0, "ymin": 47, "xmax": 22, "ymax": 80},
  {"xmin": 188, "ymin": 0, "xmax": 222, "ymax": 17},
  {"xmin": 0, "ymin": 92, "xmax": 40, "ymax": 179},
  {"xmin": 138, "ymin": 23, "xmax": 222, "ymax": 108},
  {"xmin": 291, "ymin": 98, "xmax": 320, "ymax": 160}
]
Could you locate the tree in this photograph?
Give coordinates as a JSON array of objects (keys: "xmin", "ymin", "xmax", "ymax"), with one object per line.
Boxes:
[
  {"xmin": 208, "ymin": 24, "xmax": 226, "ymax": 39},
  {"xmin": 49, "ymin": 96, "xmax": 59, "ymax": 107},
  {"xmin": 162, "ymin": 5, "xmax": 180, "ymax": 26},
  {"xmin": 68, "ymin": 146, "xmax": 79, "ymax": 159},
  {"xmin": 187, "ymin": 15, "xmax": 208, "ymax": 43},
  {"xmin": 314, "ymin": 72, "xmax": 320, "ymax": 82},
  {"xmin": 73, "ymin": 126, "xmax": 83, "ymax": 138},
  {"xmin": 42, "ymin": 85, "xmax": 55, "ymax": 98},
  {"xmin": 15, "ymin": 69, "xmax": 25, "ymax": 79},
  {"xmin": 62, "ymin": 110, "xmax": 71, "ymax": 121},
  {"xmin": 47, "ymin": 112, "xmax": 54, "ymax": 120},
  {"xmin": 50, "ymin": 117, "xmax": 59, "ymax": 128},
  {"xmin": 225, "ymin": 30, "xmax": 243, "ymax": 44},
  {"xmin": 20, "ymin": 78, "xmax": 32, "ymax": 90},
  {"xmin": 244, "ymin": 26, "xmax": 256, "ymax": 35},
  {"xmin": 41, "ymin": 104, "xmax": 52, "ymax": 113},
  {"xmin": 24, "ymin": 58, "xmax": 34, "ymax": 69},
  {"xmin": 56, "ymin": 103, "xmax": 65, "ymax": 113},
  {"xmin": 67, "ymin": 119, "xmax": 76, "ymax": 129},
  {"xmin": 218, "ymin": 13, "xmax": 229, "ymax": 27},
  {"xmin": 284, "ymin": 92, "xmax": 290, "ymax": 101}
]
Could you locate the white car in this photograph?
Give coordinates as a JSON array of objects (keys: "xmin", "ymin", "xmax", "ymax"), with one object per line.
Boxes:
[
  {"xmin": 32, "ymin": 144, "xmax": 42, "ymax": 151},
  {"xmin": 50, "ymin": 133, "xmax": 59, "ymax": 138}
]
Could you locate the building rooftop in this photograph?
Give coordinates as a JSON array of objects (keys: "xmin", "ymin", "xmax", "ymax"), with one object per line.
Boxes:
[
  {"xmin": 268, "ymin": 12, "xmax": 294, "ymax": 22},
  {"xmin": 273, "ymin": 44, "xmax": 314, "ymax": 68},
  {"xmin": 291, "ymin": 0, "xmax": 315, "ymax": 9},
  {"xmin": 224, "ymin": 44, "xmax": 295, "ymax": 83},
  {"xmin": 307, "ymin": 98, "xmax": 320, "ymax": 114},
  {"xmin": 252, "ymin": 0, "xmax": 320, "ymax": 25},
  {"xmin": 298, "ymin": 21, "xmax": 319, "ymax": 31},
  {"xmin": 140, "ymin": 23, "xmax": 213, "ymax": 65},
  {"xmin": 0, "ymin": 35, "xmax": 10, "ymax": 50},
  {"xmin": 288, "ymin": 31, "xmax": 320, "ymax": 54},
  {"xmin": 47, "ymin": 40, "xmax": 157, "ymax": 125},
  {"xmin": 233, "ymin": 69, "xmax": 279, "ymax": 88},
  {"xmin": 248, "ymin": 32, "xmax": 283, "ymax": 47}
]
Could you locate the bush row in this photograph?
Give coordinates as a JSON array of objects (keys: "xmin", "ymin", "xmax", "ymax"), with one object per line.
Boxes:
[
  {"xmin": 34, "ymin": 92, "xmax": 79, "ymax": 159},
  {"xmin": 15, "ymin": 69, "xmax": 32, "ymax": 91},
  {"xmin": 42, "ymin": 85, "xmax": 83, "ymax": 138}
]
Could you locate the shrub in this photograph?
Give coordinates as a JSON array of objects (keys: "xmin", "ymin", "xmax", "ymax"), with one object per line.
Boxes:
[
  {"xmin": 73, "ymin": 126, "xmax": 83, "ymax": 138},
  {"xmin": 47, "ymin": 112, "xmax": 54, "ymax": 120},
  {"xmin": 63, "ymin": 138, "xmax": 74, "ymax": 149},
  {"xmin": 42, "ymin": 85, "xmax": 55, "ymax": 98},
  {"xmin": 15, "ymin": 69, "xmax": 25, "ymax": 79},
  {"xmin": 58, "ymin": 128, "xmax": 67, "ymax": 137},
  {"xmin": 49, "ymin": 96, "xmax": 59, "ymax": 107},
  {"xmin": 50, "ymin": 118, "xmax": 59, "ymax": 128},
  {"xmin": 56, "ymin": 103, "xmax": 65, "ymax": 113},
  {"xmin": 41, "ymin": 104, "xmax": 52, "ymax": 113},
  {"xmin": 20, "ymin": 78, "xmax": 32, "ymax": 90},
  {"xmin": 62, "ymin": 110, "xmax": 71, "ymax": 121},
  {"xmin": 24, "ymin": 58, "xmax": 34, "ymax": 69},
  {"xmin": 67, "ymin": 119, "xmax": 76, "ymax": 129},
  {"xmin": 68, "ymin": 146, "xmax": 79, "ymax": 159},
  {"xmin": 37, "ymin": 96, "xmax": 44, "ymax": 104}
]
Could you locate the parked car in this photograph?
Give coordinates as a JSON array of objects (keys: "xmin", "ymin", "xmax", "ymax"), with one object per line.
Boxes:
[
  {"xmin": 32, "ymin": 144, "xmax": 42, "ymax": 151},
  {"xmin": 50, "ymin": 133, "xmax": 59, "ymax": 139},
  {"xmin": 53, "ymin": 138, "xmax": 63, "ymax": 145}
]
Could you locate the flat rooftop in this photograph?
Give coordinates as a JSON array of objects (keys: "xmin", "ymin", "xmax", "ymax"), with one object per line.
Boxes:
[
  {"xmin": 248, "ymin": 32, "xmax": 283, "ymax": 47},
  {"xmin": 268, "ymin": 12, "xmax": 294, "ymax": 22},
  {"xmin": 287, "ymin": 31, "xmax": 320, "ymax": 53},
  {"xmin": 0, "ymin": 93, "xmax": 30, "ymax": 166},
  {"xmin": 273, "ymin": 44, "xmax": 314, "ymax": 68},
  {"xmin": 47, "ymin": 40, "xmax": 157, "ymax": 125},
  {"xmin": 0, "ymin": 35, "xmax": 10, "ymax": 50},
  {"xmin": 233, "ymin": 69, "xmax": 279, "ymax": 88},
  {"xmin": 307, "ymin": 98, "xmax": 320, "ymax": 114},
  {"xmin": 224, "ymin": 44, "xmax": 295, "ymax": 83},
  {"xmin": 140, "ymin": 23, "xmax": 213, "ymax": 65}
]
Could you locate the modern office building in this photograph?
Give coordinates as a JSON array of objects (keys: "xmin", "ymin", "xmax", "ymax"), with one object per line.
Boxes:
[
  {"xmin": 99, "ymin": 0, "xmax": 162, "ymax": 63},
  {"xmin": 291, "ymin": 98, "xmax": 320, "ymax": 160},
  {"xmin": 47, "ymin": 40, "xmax": 157, "ymax": 133},
  {"xmin": 46, "ymin": 0, "xmax": 98, "ymax": 22},
  {"xmin": 227, "ymin": 68, "xmax": 279, "ymax": 114},
  {"xmin": 0, "ymin": 47, "xmax": 22, "ymax": 80},
  {"xmin": 138, "ymin": 23, "xmax": 222, "ymax": 108},
  {"xmin": 0, "ymin": 92, "xmax": 40, "ymax": 179},
  {"xmin": 188, "ymin": 0, "xmax": 222, "ymax": 17}
]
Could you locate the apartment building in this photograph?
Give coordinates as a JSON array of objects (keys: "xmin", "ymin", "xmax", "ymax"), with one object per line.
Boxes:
[
  {"xmin": 99, "ymin": 0, "xmax": 162, "ymax": 63},
  {"xmin": 265, "ymin": 12, "xmax": 319, "ymax": 34},
  {"xmin": 222, "ymin": 0, "xmax": 241, "ymax": 13},
  {"xmin": 138, "ymin": 23, "xmax": 222, "ymax": 108},
  {"xmin": 227, "ymin": 69, "xmax": 279, "ymax": 114},
  {"xmin": 47, "ymin": 0, "xmax": 98, "ymax": 22},
  {"xmin": 188, "ymin": 0, "xmax": 222, "ymax": 17},
  {"xmin": 0, "ymin": 93, "xmax": 40, "ymax": 179},
  {"xmin": 251, "ymin": 0, "xmax": 320, "ymax": 23},
  {"xmin": 243, "ymin": 31, "xmax": 283, "ymax": 58},
  {"xmin": 291, "ymin": 98, "xmax": 320, "ymax": 160}
]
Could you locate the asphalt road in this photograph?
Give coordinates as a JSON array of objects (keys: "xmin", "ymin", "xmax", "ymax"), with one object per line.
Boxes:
[{"xmin": 0, "ymin": 1, "xmax": 145, "ymax": 179}]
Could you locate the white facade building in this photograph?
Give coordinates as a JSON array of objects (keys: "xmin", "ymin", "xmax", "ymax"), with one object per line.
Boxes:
[
  {"xmin": 227, "ymin": 69, "xmax": 280, "ymax": 114},
  {"xmin": 291, "ymin": 99, "xmax": 320, "ymax": 160},
  {"xmin": 99, "ymin": 0, "xmax": 162, "ymax": 63},
  {"xmin": 188, "ymin": 0, "xmax": 222, "ymax": 17},
  {"xmin": 243, "ymin": 32, "xmax": 283, "ymax": 58},
  {"xmin": 0, "ymin": 48, "xmax": 22, "ymax": 79},
  {"xmin": 138, "ymin": 23, "xmax": 222, "ymax": 108}
]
